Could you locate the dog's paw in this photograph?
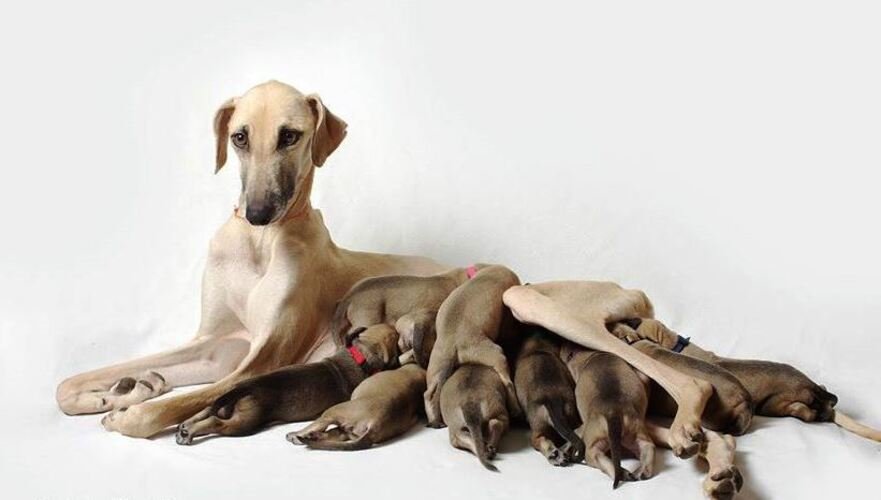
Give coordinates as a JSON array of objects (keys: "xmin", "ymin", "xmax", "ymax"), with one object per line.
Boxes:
[
  {"xmin": 286, "ymin": 431, "xmax": 306, "ymax": 445},
  {"xmin": 703, "ymin": 465, "xmax": 744, "ymax": 500},
  {"xmin": 561, "ymin": 439, "xmax": 585, "ymax": 463},
  {"xmin": 545, "ymin": 447, "xmax": 569, "ymax": 466},
  {"xmin": 175, "ymin": 423, "xmax": 194, "ymax": 445},
  {"xmin": 670, "ymin": 419, "xmax": 705, "ymax": 459}
]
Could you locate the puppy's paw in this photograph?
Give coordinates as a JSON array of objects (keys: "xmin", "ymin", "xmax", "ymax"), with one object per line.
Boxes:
[
  {"xmin": 703, "ymin": 465, "xmax": 744, "ymax": 500},
  {"xmin": 561, "ymin": 439, "xmax": 585, "ymax": 464},
  {"xmin": 546, "ymin": 447, "xmax": 568, "ymax": 466},
  {"xmin": 175, "ymin": 423, "xmax": 193, "ymax": 446},
  {"xmin": 286, "ymin": 431, "xmax": 306, "ymax": 445}
]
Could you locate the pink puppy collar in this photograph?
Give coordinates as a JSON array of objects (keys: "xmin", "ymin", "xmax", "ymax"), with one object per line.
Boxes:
[{"xmin": 466, "ymin": 265, "xmax": 479, "ymax": 279}]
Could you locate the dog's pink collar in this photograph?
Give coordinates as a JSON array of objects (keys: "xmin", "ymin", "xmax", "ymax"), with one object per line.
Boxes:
[{"xmin": 466, "ymin": 265, "xmax": 479, "ymax": 279}]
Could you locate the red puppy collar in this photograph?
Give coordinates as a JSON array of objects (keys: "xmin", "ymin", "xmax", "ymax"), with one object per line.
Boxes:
[
  {"xmin": 466, "ymin": 264, "xmax": 479, "ymax": 279},
  {"xmin": 347, "ymin": 345, "xmax": 367, "ymax": 366}
]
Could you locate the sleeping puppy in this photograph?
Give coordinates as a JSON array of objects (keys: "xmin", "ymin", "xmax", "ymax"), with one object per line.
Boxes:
[
  {"xmin": 439, "ymin": 364, "xmax": 510, "ymax": 471},
  {"xmin": 618, "ymin": 318, "xmax": 881, "ymax": 442},
  {"xmin": 514, "ymin": 325, "xmax": 584, "ymax": 466},
  {"xmin": 287, "ymin": 362, "xmax": 427, "ymax": 450},
  {"xmin": 331, "ymin": 266, "xmax": 485, "ymax": 366},
  {"xmin": 174, "ymin": 324, "xmax": 399, "ymax": 445},
  {"xmin": 610, "ymin": 322, "xmax": 753, "ymax": 436},
  {"xmin": 424, "ymin": 264, "xmax": 522, "ymax": 426},
  {"xmin": 563, "ymin": 343, "xmax": 655, "ymax": 488}
]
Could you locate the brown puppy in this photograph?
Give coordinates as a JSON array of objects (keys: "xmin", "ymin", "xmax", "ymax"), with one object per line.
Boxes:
[
  {"xmin": 563, "ymin": 343, "xmax": 655, "ymax": 488},
  {"xmin": 287, "ymin": 362, "xmax": 426, "ymax": 450},
  {"xmin": 174, "ymin": 324, "xmax": 399, "ymax": 445},
  {"xmin": 332, "ymin": 266, "xmax": 483, "ymax": 366},
  {"xmin": 514, "ymin": 325, "xmax": 584, "ymax": 466},
  {"xmin": 439, "ymin": 364, "xmax": 510, "ymax": 471},
  {"xmin": 424, "ymin": 264, "xmax": 521, "ymax": 426},
  {"xmin": 611, "ymin": 322, "xmax": 753, "ymax": 436},
  {"xmin": 622, "ymin": 318, "xmax": 881, "ymax": 442}
]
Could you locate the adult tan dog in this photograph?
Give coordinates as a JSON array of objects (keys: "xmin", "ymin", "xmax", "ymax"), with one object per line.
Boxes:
[{"xmin": 55, "ymin": 81, "xmax": 448, "ymax": 437}]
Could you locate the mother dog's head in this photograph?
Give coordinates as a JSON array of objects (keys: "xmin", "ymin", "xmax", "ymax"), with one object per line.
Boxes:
[{"xmin": 214, "ymin": 80, "xmax": 347, "ymax": 226}]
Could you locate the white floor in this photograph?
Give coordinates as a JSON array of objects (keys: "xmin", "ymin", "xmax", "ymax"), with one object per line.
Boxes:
[{"xmin": 7, "ymin": 381, "xmax": 880, "ymax": 500}]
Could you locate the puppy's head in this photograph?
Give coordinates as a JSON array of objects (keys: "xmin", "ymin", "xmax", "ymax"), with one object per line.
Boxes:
[
  {"xmin": 347, "ymin": 324, "xmax": 401, "ymax": 371},
  {"xmin": 214, "ymin": 80, "xmax": 347, "ymax": 226}
]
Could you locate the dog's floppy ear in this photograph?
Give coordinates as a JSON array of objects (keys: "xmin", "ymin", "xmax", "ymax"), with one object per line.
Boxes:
[
  {"xmin": 306, "ymin": 94, "xmax": 347, "ymax": 167},
  {"xmin": 213, "ymin": 97, "xmax": 237, "ymax": 173},
  {"xmin": 344, "ymin": 326, "xmax": 368, "ymax": 347}
]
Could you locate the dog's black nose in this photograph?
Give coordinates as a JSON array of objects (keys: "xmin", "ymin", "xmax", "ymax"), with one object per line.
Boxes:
[{"xmin": 245, "ymin": 203, "xmax": 275, "ymax": 226}]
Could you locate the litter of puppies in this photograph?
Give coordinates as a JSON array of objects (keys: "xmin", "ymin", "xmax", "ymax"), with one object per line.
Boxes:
[{"xmin": 175, "ymin": 265, "xmax": 881, "ymax": 498}]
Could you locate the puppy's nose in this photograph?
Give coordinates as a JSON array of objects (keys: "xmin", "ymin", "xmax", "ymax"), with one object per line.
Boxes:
[{"xmin": 245, "ymin": 202, "xmax": 275, "ymax": 226}]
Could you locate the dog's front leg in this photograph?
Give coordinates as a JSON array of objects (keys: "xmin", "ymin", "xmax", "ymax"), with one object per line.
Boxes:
[{"xmin": 102, "ymin": 277, "xmax": 327, "ymax": 438}]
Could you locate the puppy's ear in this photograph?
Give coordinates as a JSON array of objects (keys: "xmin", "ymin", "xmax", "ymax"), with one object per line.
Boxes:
[
  {"xmin": 213, "ymin": 97, "xmax": 237, "ymax": 173},
  {"xmin": 344, "ymin": 326, "xmax": 368, "ymax": 347},
  {"xmin": 306, "ymin": 94, "xmax": 347, "ymax": 167}
]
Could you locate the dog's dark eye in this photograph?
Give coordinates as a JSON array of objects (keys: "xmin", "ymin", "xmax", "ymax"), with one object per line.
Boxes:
[
  {"xmin": 231, "ymin": 131, "xmax": 248, "ymax": 149},
  {"xmin": 278, "ymin": 128, "xmax": 302, "ymax": 149}
]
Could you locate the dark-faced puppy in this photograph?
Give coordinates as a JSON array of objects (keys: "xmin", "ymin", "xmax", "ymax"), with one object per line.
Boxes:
[
  {"xmin": 174, "ymin": 324, "xmax": 399, "ymax": 445},
  {"xmin": 619, "ymin": 318, "xmax": 881, "ymax": 442},
  {"xmin": 288, "ymin": 362, "xmax": 426, "ymax": 450},
  {"xmin": 440, "ymin": 364, "xmax": 510, "ymax": 471},
  {"xmin": 563, "ymin": 343, "xmax": 655, "ymax": 488},
  {"xmin": 611, "ymin": 323, "xmax": 753, "ymax": 436},
  {"xmin": 514, "ymin": 325, "xmax": 584, "ymax": 466},
  {"xmin": 332, "ymin": 266, "xmax": 484, "ymax": 366},
  {"xmin": 424, "ymin": 264, "xmax": 521, "ymax": 426}
]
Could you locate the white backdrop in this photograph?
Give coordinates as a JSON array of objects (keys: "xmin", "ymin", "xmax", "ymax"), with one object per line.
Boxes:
[{"xmin": 1, "ymin": 1, "xmax": 880, "ymax": 499}]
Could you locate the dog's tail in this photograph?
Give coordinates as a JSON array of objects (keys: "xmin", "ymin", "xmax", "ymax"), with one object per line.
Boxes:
[
  {"xmin": 544, "ymin": 401, "xmax": 584, "ymax": 462},
  {"xmin": 299, "ymin": 432, "xmax": 373, "ymax": 451},
  {"xmin": 463, "ymin": 402, "xmax": 498, "ymax": 472},
  {"xmin": 833, "ymin": 411, "xmax": 881, "ymax": 442},
  {"xmin": 607, "ymin": 414, "xmax": 625, "ymax": 489}
]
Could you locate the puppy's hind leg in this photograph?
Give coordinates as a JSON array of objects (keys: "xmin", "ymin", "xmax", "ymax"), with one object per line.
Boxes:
[
  {"xmin": 176, "ymin": 407, "xmax": 223, "ymax": 445},
  {"xmin": 286, "ymin": 414, "xmax": 340, "ymax": 445},
  {"xmin": 630, "ymin": 429, "xmax": 656, "ymax": 481}
]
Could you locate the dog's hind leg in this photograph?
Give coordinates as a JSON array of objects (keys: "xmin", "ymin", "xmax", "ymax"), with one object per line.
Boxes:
[
  {"xmin": 630, "ymin": 429, "xmax": 655, "ymax": 481},
  {"xmin": 286, "ymin": 414, "xmax": 341, "ymax": 445}
]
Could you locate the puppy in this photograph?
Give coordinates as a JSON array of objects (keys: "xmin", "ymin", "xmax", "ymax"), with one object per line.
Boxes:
[
  {"xmin": 174, "ymin": 324, "xmax": 399, "ymax": 445},
  {"xmin": 287, "ymin": 362, "xmax": 427, "ymax": 450},
  {"xmin": 424, "ymin": 264, "xmax": 521, "ymax": 426},
  {"xmin": 439, "ymin": 364, "xmax": 510, "ymax": 471},
  {"xmin": 332, "ymin": 266, "xmax": 483, "ymax": 366},
  {"xmin": 619, "ymin": 318, "xmax": 881, "ymax": 442},
  {"xmin": 514, "ymin": 325, "xmax": 584, "ymax": 466},
  {"xmin": 563, "ymin": 343, "xmax": 655, "ymax": 488},
  {"xmin": 611, "ymin": 322, "xmax": 753, "ymax": 436}
]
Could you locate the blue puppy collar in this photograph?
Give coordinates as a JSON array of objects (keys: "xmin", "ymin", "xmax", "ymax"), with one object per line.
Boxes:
[{"xmin": 672, "ymin": 335, "xmax": 691, "ymax": 353}]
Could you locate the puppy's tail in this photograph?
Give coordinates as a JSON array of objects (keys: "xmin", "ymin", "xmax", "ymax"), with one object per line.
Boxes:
[
  {"xmin": 833, "ymin": 411, "xmax": 881, "ymax": 442},
  {"xmin": 299, "ymin": 433, "xmax": 373, "ymax": 451},
  {"xmin": 545, "ymin": 401, "xmax": 584, "ymax": 461},
  {"xmin": 607, "ymin": 414, "xmax": 625, "ymax": 489},
  {"xmin": 463, "ymin": 402, "xmax": 498, "ymax": 472}
]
